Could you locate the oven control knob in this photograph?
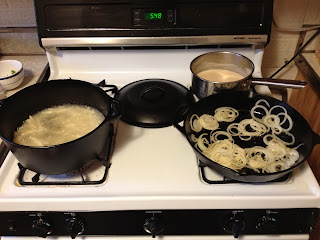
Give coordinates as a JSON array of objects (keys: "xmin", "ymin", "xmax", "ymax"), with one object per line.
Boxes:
[
  {"xmin": 65, "ymin": 217, "xmax": 85, "ymax": 239},
  {"xmin": 32, "ymin": 219, "xmax": 53, "ymax": 238},
  {"xmin": 143, "ymin": 217, "xmax": 164, "ymax": 238},
  {"xmin": 256, "ymin": 215, "xmax": 277, "ymax": 233},
  {"xmin": 224, "ymin": 217, "xmax": 246, "ymax": 238}
]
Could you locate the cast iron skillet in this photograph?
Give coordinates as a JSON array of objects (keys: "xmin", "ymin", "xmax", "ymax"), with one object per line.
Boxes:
[
  {"xmin": 174, "ymin": 91, "xmax": 320, "ymax": 182},
  {"xmin": 0, "ymin": 79, "xmax": 120, "ymax": 175}
]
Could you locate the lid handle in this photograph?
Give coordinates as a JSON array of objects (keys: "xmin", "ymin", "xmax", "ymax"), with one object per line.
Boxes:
[{"xmin": 140, "ymin": 86, "xmax": 165, "ymax": 102}]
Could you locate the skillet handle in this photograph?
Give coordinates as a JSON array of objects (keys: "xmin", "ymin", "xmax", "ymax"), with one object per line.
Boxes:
[
  {"xmin": 173, "ymin": 121, "xmax": 187, "ymax": 136},
  {"xmin": 311, "ymin": 130, "xmax": 320, "ymax": 146}
]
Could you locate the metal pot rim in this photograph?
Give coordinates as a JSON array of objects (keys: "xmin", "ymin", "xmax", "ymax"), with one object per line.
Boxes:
[{"xmin": 190, "ymin": 51, "xmax": 255, "ymax": 84}]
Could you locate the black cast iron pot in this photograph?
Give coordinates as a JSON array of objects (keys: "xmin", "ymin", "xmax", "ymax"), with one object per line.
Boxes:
[
  {"xmin": 174, "ymin": 91, "xmax": 320, "ymax": 182},
  {"xmin": 0, "ymin": 79, "xmax": 120, "ymax": 175}
]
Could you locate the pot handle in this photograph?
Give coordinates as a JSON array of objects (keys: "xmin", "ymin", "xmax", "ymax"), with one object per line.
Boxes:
[
  {"xmin": 312, "ymin": 130, "xmax": 320, "ymax": 146},
  {"xmin": 251, "ymin": 78, "xmax": 307, "ymax": 89},
  {"xmin": 96, "ymin": 80, "xmax": 118, "ymax": 94},
  {"xmin": 107, "ymin": 98, "xmax": 121, "ymax": 122}
]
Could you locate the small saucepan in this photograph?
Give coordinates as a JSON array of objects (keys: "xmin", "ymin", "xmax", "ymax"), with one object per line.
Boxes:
[{"xmin": 190, "ymin": 51, "xmax": 307, "ymax": 98}]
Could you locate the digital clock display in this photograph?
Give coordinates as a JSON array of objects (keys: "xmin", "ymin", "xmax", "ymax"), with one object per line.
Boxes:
[{"xmin": 145, "ymin": 12, "xmax": 163, "ymax": 20}]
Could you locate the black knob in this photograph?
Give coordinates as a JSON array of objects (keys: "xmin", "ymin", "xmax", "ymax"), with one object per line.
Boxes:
[
  {"xmin": 32, "ymin": 219, "xmax": 53, "ymax": 238},
  {"xmin": 224, "ymin": 217, "xmax": 246, "ymax": 238},
  {"xmin": 65, "ymin": 217, "xmax": 85, "ymax": 239},
  {"xmin": 143, "ymin": 217, "xmax": 164, "ymax": 238},
  {"xmin": 256, "ymin": 215, "xmax": 277, "ymax": 233}
]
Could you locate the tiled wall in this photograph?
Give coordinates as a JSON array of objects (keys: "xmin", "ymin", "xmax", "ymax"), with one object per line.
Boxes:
[
  {"xmin": 0, "ymin": 0, "xmax": 319, "ymax": 77},
  {"xmin": 0, "ymin": 0, "xmax": 42, "ymax": 55},
  {"xmin": 0, "ymin": 0, "xmax": 36, "ymax": 27}
]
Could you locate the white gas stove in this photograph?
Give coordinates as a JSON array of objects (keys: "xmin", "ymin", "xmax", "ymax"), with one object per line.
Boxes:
[{"xmin": 0, "ymin": 0, "xmax": 319, "ymax": 240}]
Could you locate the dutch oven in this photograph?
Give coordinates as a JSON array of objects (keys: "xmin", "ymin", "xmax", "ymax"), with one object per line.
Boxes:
[{"xmin": 0, "ymin": 79, "xmax": 120, "ymax": 175}]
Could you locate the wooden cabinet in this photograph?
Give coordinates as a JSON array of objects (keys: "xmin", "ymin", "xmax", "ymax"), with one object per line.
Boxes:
[{"xmin": 288, "ymin": 72, "xmax": 320, "ymax": 240}]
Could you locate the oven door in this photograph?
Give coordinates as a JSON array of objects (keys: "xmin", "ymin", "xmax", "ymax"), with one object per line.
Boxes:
[{"xmin": 1, "ymin": 235, "xmax": 310, "ymax": 240}]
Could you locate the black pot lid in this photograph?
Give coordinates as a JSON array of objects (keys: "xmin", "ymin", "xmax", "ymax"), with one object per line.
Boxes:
[{"xmin": 115, "ymin": 79, "xmax": 195, "ymax": 128}]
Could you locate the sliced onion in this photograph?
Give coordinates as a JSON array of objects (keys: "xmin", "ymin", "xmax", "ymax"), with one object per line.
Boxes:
[
  {"xmin": 266, "ymin": 141, "xmax": 287, "ymax": 158},
  {"xmin": 231, "ymin": 146, "xmax": 247, "ymax": 169},
  {"xmin": 190, "ymin": 114, "xmax": 202, "ymax": 132},
  {"xmin": 285, "ymin": 149, "xmax": 299, "ymax": 167},
  {"xmin": 250, "ymin": 105, "xmax": 269, "ymax": 122},
  {"xmin": 214, "ymin": 107, "xmax": 239, "ymax": 122},
  {"xmin": 277, "ymin": 112, "xmax": 293, "ymax": 132},
  {"xmin": 237, "ymin": 119, "xmax": 269, "ymax": 137},
  {"xmin": 271, "ymin": 126, "xmax": 283, "ymax": 135},
  {"xmin": 212, "ymin": 150, "xmax": 234, "ymax": 167},
  {"xmin": 227, "ymin": 123, "xmax": 240, "ymax": 136},
  {"xmin": 264, "ymin": 160, "xmax": 288, "ymax": 173},
  {"xmin": 246, "ymin": 147, "xmax": 274, "ymax": 169},
  {"xmin": 199, "ymin": 114, "xmax": 219, "ymax": 130},
  {"xmin": 269, "ymin": 105, "xmax": 288, "ymax": 116},
  {"xmin": 276, "ymin": 132, "xmax": 295, "ymax": 146},
  {"xmin": 190, "ymin": 134, "xmax": 198, "ymax": 143},
  {"xmin": 191, "ymin": 99, "xmax": 300, "ymax": 174},
  {"xmin": 197, "ymin": 133, "xmax": 209, "ymax": 151},
  {"xmin": 210, "ymin": 131, "xmax": 233, "ymax": 143},
  {"xmin": 263, "ymin": 114, "xmax": 281, "ymax": 127},
  {"xmin": 255, "ymin": 99, "xmax": 270, "ymax": 108}
]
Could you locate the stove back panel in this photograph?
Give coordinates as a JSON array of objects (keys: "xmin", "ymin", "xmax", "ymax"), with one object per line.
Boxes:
[{"xmin": 34, "ymin": 0, "xmax": 273, "ymax": 44}]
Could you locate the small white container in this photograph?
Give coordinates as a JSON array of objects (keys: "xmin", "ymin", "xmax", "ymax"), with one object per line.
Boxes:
[{"xmin": 0, "ymin": 60, "xmax": 24, "ymax": 91}]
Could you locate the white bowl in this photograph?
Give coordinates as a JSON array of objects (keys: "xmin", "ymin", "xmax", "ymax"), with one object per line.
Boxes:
[{"xmin": 0, "ymin": 60, "xmax": 24, "ymax": 90}]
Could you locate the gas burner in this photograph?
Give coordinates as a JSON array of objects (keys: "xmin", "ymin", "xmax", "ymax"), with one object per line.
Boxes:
[
  {"xmin": 198, "ymin": 160, "xmax": 291, "ymax": 184},
  {"xmin": 17, "ymin": 160, "xmax": 110, "ymax": 186}
]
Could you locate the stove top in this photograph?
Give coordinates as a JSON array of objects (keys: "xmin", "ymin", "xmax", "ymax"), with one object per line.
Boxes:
[
  {"xmin": 0, "ymin": 118, "xmax": 319, "ymax": 212},
  {"xmin": 0, "ymin": 47, "xmax": 319, "ymax": 240},
  {"xmin": 0, "ymin": 48, "xmax": 319, "ymax": 212}
]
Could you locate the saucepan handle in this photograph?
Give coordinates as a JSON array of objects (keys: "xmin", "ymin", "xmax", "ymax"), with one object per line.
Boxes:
[
  {"xmin": 311, "ymin": 130, "xmax": 320, "ymax": 146},
  {"xmin": 251, "ymin": 78, "xmax": 307, "ymax": 89}
]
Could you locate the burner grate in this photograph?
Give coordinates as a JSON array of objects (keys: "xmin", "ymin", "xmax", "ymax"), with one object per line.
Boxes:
[
  {"xmin": 199, "ymin": 161, "xmax": 291, "ymax": 184},
  {"xmin": 17, "ymin": 160, "xmax": 110, "ymax": 186}
]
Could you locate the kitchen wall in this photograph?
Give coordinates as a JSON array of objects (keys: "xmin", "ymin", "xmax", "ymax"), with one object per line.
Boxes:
[
  {"xmin": 1, "ymin": 0, "xmax": 320, "ymax": 76},
  {"xmin": 262, "ymin": 0, "xmax": 320, "ymax": 80},
  {"xmin": 0, "ymin": 0, "xmax": 43, "ymax": 55},
  {"xmin": 0, "ymin": 0, "xmax": 36, "ymax": 27}
]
